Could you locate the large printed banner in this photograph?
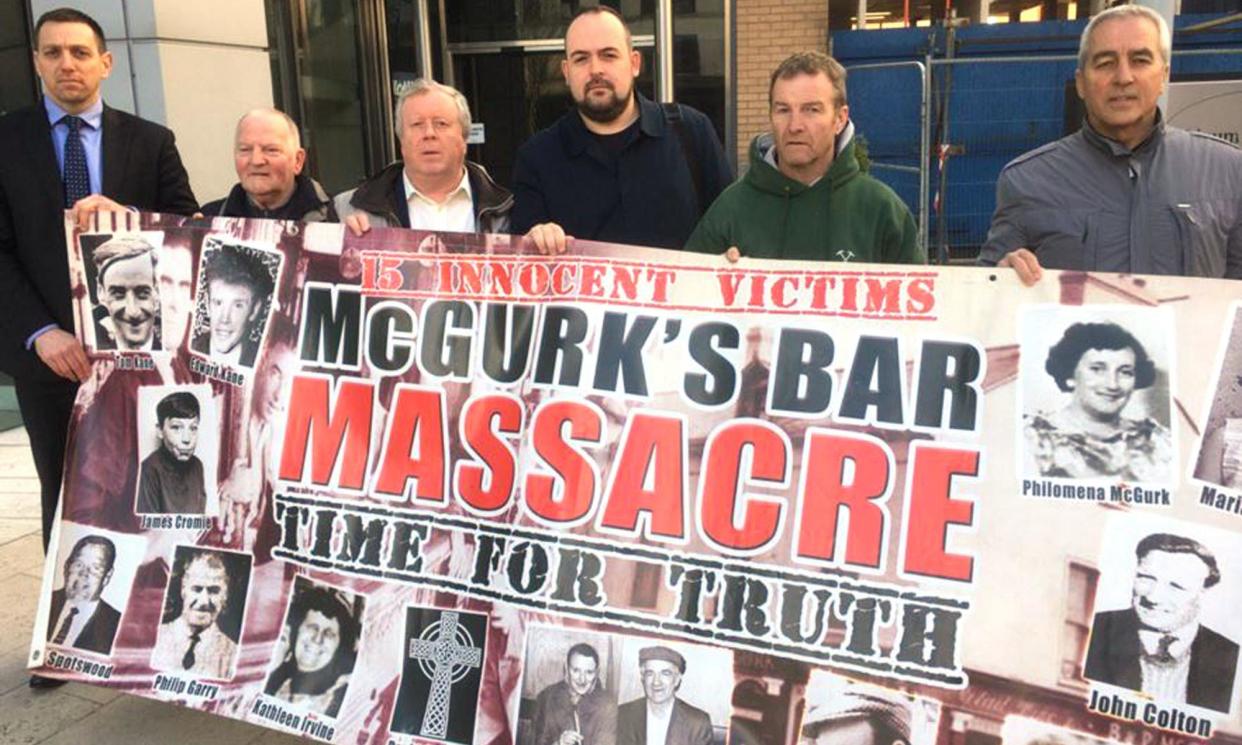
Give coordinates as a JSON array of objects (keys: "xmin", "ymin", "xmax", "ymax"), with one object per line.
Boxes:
[{"xmin": 29, "ymin": 212, "xmax": 1242, "ymax": 745}]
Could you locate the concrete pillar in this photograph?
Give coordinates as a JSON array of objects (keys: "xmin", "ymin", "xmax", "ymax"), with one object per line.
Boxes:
[{"xmin": 31, "ymin": 0, "xmax": 273, "ymax": 202}]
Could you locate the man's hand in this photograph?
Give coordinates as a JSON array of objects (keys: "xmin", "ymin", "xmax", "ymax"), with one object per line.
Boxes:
[
  {"xmin": 998, "ymin": 248, "xmax": 1043, "ymax": 286},
  {"xmin": 34, "ymin": 329, "xmax": 90, "ymax": 382},
  {"xmin": 724, "ymin": 246, "xmax": 741, "ymax": 263},
  {"xmin": 70, "ymin": 195, "xmax": 131, "ymax": 232},
  {"xmin": 345, "ymin": 213, "xmax": 372, "ymax": 237},
  {"xmin": 524, "ymin": 223, "xmax": 570, "ymax": 255},
  {"xmin": 556, "ymin": 730, "xmax": 584, "ymax": 745}
]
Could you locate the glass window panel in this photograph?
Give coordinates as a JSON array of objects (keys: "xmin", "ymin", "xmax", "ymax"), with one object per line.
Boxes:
[
  {"xmin": 446, "ymin": 0, "xmax": 655, "ymax": 44},
  {"xmin": 672, "ymin": 0, "xmax": 725, "ymax": 141}
]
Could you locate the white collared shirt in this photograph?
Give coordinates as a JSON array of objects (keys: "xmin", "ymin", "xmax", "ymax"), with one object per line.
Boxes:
[
  {"xmin": 52, "ymin": 598, "xmax": 100, "ymax": 646},
  {"xmin": 403, "ymin": 169, "xmax": 475, "ymax": 232}
]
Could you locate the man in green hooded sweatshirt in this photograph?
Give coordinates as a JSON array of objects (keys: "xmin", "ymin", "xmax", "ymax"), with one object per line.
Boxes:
[{"xmin": 686, "ymin": 52, "xmax": 924, "ymax": 264}]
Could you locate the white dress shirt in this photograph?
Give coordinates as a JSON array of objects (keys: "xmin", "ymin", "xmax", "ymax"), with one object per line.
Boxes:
[{"xmin": 403, "ymin": 168, "xmax": 475, "ymax": 232}]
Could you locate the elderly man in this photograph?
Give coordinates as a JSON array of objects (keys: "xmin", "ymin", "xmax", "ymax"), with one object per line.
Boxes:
[
  {"xmin": 531, "ymin": 642, "xmax": 617, "ymax": 745},
  {"xmin": 979, "ymin": 4, "xmax": 1242, "ymax": 283},
  {"xmin": 0, "ymin": 8, "xmax": 196, "ymax": 578},
  {"xmin": 46, "ymin": 535, "xmax": 122, "ymax": 655},
  {"xmin": 1084, "ymin": 532, "xmax": 1238, "ymax": 713},
  {"xmin": 686, "ymin": 51, "xmax": 922, "ymax": 264},
  {"xmin": 136, "ymin": 391, "xmax": 206, "ymax": 514},
  {"xmin": 799, "ymin": 687, "xmax": 912, "ymax": 745},
  {"xmin": 617, "ymin": 646, "xmax": 711, "ymax": 745},
  {"xmin": 517, "ymin": 6, "xmax": 732, "ymax": 254},
  {"xmin": 337, "ymin": 79, "xmax": 511, "ymax": 235},
  {"xmin": 200, "ymin": 108, "xmax": 336, "ymax": 222},
  {"xmin": 190, "ymin": 245, "xmax": 273, "ymax": 368},
  {"xmin": 91, "ymin": 235, "xmax": 161, "ymax": 350},
  {"xmin": 151, "ymin": 549, "xmax": 241, "ymax": 679}
]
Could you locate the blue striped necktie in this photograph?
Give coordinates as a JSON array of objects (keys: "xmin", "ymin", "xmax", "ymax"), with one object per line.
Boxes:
[{"xmin": 62, "ymin": 115, "xmax": 91, "ymax": 208}]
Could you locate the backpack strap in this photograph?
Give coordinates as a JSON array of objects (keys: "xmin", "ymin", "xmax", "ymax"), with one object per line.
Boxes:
[{"xmin": 662, "ymin": 102, "xmax": 704, "ymax": 215}]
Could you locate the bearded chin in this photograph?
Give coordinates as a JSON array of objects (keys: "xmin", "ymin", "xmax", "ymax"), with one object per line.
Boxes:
[{"xmin": 577, "ymin": 88, "xmax": 632, "ymax": 124}]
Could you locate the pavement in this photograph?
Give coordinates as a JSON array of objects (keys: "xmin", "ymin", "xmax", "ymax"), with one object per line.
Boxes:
[{"xmin": 0, "ymin": 398, "xmax": 302, "ymax": 744}]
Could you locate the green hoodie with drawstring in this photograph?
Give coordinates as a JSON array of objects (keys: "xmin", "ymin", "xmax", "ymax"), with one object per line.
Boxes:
[{"xmin": 685, "ymin": 128, "xmax": 924, "ymax": 264}]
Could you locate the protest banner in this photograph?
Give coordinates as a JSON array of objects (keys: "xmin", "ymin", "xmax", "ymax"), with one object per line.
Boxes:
[{"xmin": 29, "ymin": 211, "xmax": 1242, "ymax": 745}]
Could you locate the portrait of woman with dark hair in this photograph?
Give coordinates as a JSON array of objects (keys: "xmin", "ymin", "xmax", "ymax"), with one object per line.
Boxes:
[
  {"xmin": 263, "ymin": 580, "xmax": 364, "ymax": 718},
  {"xmin": 1025, "ymin": 321, "xmax": 1171, "ymax": 481}
]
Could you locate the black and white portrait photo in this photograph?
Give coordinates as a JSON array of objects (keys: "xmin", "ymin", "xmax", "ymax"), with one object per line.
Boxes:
[
  {"xmin": 150, "ymin": 545, "xmax": 252, "ymax": 680},
  {"xmin": 133, "ymin": 384, "xmax": 218, "ymax": 516},
  {"xmin": 798, "ymin": 671, "xmax": 940, "ymax": 745},
  {"xmin": 614, "ymin": 637, "xmax": 732, "ymax": 745},
  {"xmin": 80, "ymin": 232, "xmax": 165, "ymax": 353},
  {"xmin": 516, "ymin": 626, "xmax": 619, "ymax": 745},
  {"xmin": 1192, "ymin": 305, "xmax": 1242, "ymax": 490},
  {"xmin": 44, "ymin": 523, "xmax": 145, "ymax": 657},
  {"xmin": 262, "ymin": 576, "xmax": 365, "ymax": 719},
  {"xmin": 1000, "ymin": 717, "xmax": 1112, "ymax": 745},
  {"xmin": 189, "ymin": 237, "xmax": 281, "ymax": 369},
  {"xmin": 1020, "ymin": 307, "xmax": 1175, "ymax": 483},
  {"xmin": 390, "ymin": 605, "xmax": 489, "ymax": 744},
  {"xmin": 1084, "ymin": 515, "xmax": 1242, "ymax": 715}
]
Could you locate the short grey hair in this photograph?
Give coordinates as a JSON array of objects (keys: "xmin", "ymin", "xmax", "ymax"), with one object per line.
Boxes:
[
  {"xmin": 394, "ymin": 79, "xmax": 472, "ymax": 136},
  {"xmin": 1077, "ymin": 4, "xmax": 1172, "ymax": 71},
  {"xmin": 235, "ymin": 107, "xmax": 302, "ymax": 150}
]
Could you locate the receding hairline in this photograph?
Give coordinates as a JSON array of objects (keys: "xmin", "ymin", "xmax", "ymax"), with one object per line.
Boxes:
[
  {"xmin": 565, "ymin": 7, "xmax": 633, "ymax": 55},
  {"xmin": 235, "ymin": 108, "xmax": 302, "ymax": 151}
]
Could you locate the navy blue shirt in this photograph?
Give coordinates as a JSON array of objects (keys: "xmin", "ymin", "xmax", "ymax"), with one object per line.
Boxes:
[{"xmin": 511, "ymin": 94, "xmax": 732, "ymax": 250}]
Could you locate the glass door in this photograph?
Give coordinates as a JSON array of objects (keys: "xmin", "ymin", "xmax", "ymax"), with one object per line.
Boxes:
[{"xmin": 450, "ymin": 42, "xmax": 657, "ymax": 189}]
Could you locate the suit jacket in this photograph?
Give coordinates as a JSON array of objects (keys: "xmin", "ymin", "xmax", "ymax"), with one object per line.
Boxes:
[
  {"xmin": 617, "ymin": 697, "xmax": 713, "ymax": 745},
  {"xmin": 0, "ymin": 102, "xmax": 197, "ymax": 381},
  {"xmin": 46, "ymin": 588, "xmax": 122, "ymax": 655},
  {"xmin": 1084, "ymin": 607, "xmax": 1239, "ymax": 713}
]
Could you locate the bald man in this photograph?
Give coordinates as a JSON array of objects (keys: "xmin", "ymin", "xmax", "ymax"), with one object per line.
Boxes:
[{"xmin": 200, "ymin": 108, "xmax": 336, "ymax": 222}]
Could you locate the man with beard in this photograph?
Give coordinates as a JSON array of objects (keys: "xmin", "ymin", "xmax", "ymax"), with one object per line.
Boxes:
[
  {"xmin": 515, "ymin": 6, "xmax": 731, "ymax": 253},
  {"xmin": 1084, "ymin": 532, "xmax": 1238, "ymax": 713},
  {"xmin": 531, "ymin": 642, "xmax": 617, "ymax": 745},
  {"xmin": 91, "ymin": 235, "xmax": 161, "ymax": 350},
  {"xmin": 136, "ymin": 391, "xmax": 206, "ymax": 514},
  {"xmin": 617, "ymin": 646, "xmax": 712, "ymax": 745},
  {"xmin": 151, "ymin": 549, "xmax": 242, "ymax": 679},
  {"xmin": 264, "ymin": 583, "xmax": 360, "ymax": 718},
  {"xmin": 46, "ymin": 534, "xmax": 122, "ymax": 655},
  {"xmin": 191, "ymin": 246, "xmax": 273, "ymax": 368}
]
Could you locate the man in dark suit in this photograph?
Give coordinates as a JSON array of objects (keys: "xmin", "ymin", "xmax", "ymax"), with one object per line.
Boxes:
[
  {"xmin": 617, "ymin": 646, "xmax": 713, "ymax": 745},
  {"xmin": 0, "ymin": 8, "xmax": 197, "ymax": 558},
  {"xmin": 1084, "ymin": 532, "xmax": 1239, "ymax": 714},
  {"xmin": 46, "ymin": 534, "xmax": 122, "ymax": 656}
]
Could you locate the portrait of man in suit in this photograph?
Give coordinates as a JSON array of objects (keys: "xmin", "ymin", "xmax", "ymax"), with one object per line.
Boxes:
[
  {"xmin": 151, "ymin": 547, "xmax": 250, "ymax": 680},
  {"xmin": 46, "ymin": 534, "xmax": 122, "ymax": 656},
  {"xmin": 617, "ymin": 646, "xmax": 713, "ymax": 745},
  {"xmin": 190, "ymin": 244, "xmax": 275, "ymax": 369},
  {"xmin": 89, "ymin": 235, "xmax": 161, "ymax": 351},
  {"xmin": 1084, "ymin": 532, "xmax": 1239, "ymax": 713}
]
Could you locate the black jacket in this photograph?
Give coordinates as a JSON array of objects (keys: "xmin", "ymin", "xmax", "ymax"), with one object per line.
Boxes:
[
  {"xmin": 47, "ymin": 588, "xmax": 123, "ymax": 656},
  {"xmin": 0, "ymin": 102, "xmax": 198, "ymax": 380},
  {"xmin": 333, "ymin": 160, "xmax": 512, "ymax": 234},
  {"xmin": 200, "ymin": 174, "xmax": 337, "ymax": 222},
  {"xmin": 511, "ymin": 94, "xmax": 732, "ymax": 249},
  {"xmin": 1084, "ymin": 607, "xmax": 1239, "ymax": 713}
]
